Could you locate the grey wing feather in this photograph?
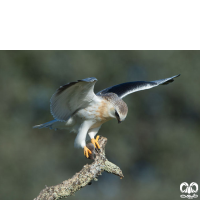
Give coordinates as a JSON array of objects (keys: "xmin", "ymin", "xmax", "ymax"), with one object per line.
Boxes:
[
  {"xmin": 97, "ymin": 74, "xmax": 180, "ymax": 98},
  {"xmin": 33, "ymin": 119, "xmax": 57, "ymax": 129},
  {"xmin": 50, "ymin": 77, "xmax": 97, "ymax": 121}
]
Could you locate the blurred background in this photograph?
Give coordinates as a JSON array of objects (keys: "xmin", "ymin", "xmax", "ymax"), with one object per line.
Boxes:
[{"xmin": 0, "ymin": 51, "xmax": 199, "ymax": 200}]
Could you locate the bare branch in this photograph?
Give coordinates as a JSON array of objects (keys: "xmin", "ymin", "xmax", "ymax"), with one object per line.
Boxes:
[{"xmin": 34, "ymin": 136, "xmax": 124, "ymax": 200}]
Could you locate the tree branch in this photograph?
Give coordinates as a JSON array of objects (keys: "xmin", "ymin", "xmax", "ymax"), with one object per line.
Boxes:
[{"xmin": 34, "ymin": 136, "xmax": 124, "ymax": 200}]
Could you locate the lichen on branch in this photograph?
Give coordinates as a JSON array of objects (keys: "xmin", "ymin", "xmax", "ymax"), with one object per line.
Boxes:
[{"xmin": 34, "ymin": 136, "xmax": 124, "ymax": 200}]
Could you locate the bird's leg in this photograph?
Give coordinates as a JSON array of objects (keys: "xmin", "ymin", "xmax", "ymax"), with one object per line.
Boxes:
[
  {"xmin": 88, "ymin": 127, "xmax": 101, "ymax": 150},
  {"xmin": 74, "ymin": 121, "xmax": 95, "ymax": 158},
  {"xmin": 91, "ymin": 135, "xmax": 100, "ymax": 149},
  {"xmin": 84, "ymin": 146, "xmax": 92, "ymax": 158}
]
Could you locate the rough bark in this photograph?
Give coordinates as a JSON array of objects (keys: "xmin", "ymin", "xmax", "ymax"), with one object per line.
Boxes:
[{"xmin": 34, "ymin": 136, "xmax": 124, "ymax": 200}]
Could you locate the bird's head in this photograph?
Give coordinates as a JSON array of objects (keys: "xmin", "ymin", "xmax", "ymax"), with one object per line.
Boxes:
[
  {"xmin": 103, "ymin": 92, "xmax": 128, "ymax": 123},
  {"xmin": 114, "ymin": 105, "xmax": 128, "ymax": 123}
]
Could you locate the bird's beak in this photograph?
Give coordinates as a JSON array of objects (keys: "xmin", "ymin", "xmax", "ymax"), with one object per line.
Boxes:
[{"xmin": 118, "ymin": 119, "xmax": 122, "ymax": 124}]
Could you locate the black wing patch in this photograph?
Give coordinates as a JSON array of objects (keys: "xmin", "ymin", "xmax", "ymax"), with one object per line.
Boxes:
[
  {"xmin": 98, "ymin": 81, "xmax": 157, "ymax": 98},
  {"xmin": 97, "ymin": 74, "xmax": 180, "ymax": 98}
]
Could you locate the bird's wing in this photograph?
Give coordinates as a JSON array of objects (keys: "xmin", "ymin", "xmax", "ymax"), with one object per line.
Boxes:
[
  {"xmin": 97, "ymin": 74, "xmax": 180, "ymax": 99},
  {"xmin": 50, "ymin": 77, "xmax": 98, "ymax": 121}
]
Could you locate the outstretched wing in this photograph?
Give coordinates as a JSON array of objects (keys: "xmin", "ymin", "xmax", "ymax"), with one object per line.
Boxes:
[
  {"xmin": 97, "ymin": 74, "xmax": 180, "ymax": 98},
  {"xmin": 50, "ymin": 77, "xmax": 97, "ymax": 121}
]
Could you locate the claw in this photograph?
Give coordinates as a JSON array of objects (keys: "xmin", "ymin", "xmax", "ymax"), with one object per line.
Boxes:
[
  {"xmin": 91, "ymin": 135, "xmax": 100, "ymax": 149},
  {"xmin": 84, "ymin": 146, "xmax": 92, "ymax": 158}
]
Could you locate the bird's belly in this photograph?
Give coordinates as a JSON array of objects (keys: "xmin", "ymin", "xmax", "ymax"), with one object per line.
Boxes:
[
  {"xmin": 90, "ymin": 118, "xmax": 111, "ymax": 129},
  {"xmin": 77, "ymin": 101, "xmax": 112, "ymax": 122},
  {"xmin": 77, "ymin": 108, "xmax": 111, "ymax": 129}
]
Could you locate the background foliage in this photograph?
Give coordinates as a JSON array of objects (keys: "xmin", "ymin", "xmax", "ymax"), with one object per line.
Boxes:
[{"xmin": 0, "ymin": 51, "xmax": 199, "ymax": 200}]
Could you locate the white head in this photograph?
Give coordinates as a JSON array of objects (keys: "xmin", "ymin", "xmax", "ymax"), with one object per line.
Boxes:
[
  {"xmin": 113, "ymin": 100, "xmax": 128, "ymax": 123},
  {"xmin": 104, "ymin": 93, "xmax": 128, "ymax": 123}
]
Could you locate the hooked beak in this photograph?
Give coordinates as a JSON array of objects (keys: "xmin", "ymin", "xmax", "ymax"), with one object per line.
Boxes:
[{"xmin": 117, "ymin": 118, "xmax": 122, "ymax": 124}]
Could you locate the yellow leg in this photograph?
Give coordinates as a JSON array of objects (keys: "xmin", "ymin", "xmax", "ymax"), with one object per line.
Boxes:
[
  {"xmin": 91, "ymin": 135, "xmax": 100, "ymax": 149},
  {"xmin": 84, "ymin": 146, "xmax": 92, "ymax": 158}
]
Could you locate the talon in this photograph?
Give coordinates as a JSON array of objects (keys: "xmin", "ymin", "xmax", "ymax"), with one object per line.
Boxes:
[
  {"xmin": 91, "ymin": 136, "xmax": 100, "ymax": 149},
  {"xmin": 84, "ymin": 146, "xmax": 92, "ymax": 158},
  {"xmin": 96, "ymin": 135, "xmax": 99, "ymax": 142}
]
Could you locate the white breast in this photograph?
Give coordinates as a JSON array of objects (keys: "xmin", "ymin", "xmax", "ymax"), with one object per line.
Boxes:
[{"xmin": 55, "ymin": 96, "xmax": 115, "ymax": 132}]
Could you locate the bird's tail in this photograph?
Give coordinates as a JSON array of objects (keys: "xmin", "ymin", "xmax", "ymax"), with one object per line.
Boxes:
[{"xmin": 33, "ymin": 119, "xmax": 57, "ymax": 129}]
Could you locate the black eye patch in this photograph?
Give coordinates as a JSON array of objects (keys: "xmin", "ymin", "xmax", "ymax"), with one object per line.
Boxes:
[{"xmin": 115, "ymin": 111, "xmax": 120, "ymax": 118}]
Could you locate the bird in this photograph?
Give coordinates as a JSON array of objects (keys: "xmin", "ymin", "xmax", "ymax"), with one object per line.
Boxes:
[{"xmin": 33, "ymin": 74, "xmax": 180, "ymax": 158}]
